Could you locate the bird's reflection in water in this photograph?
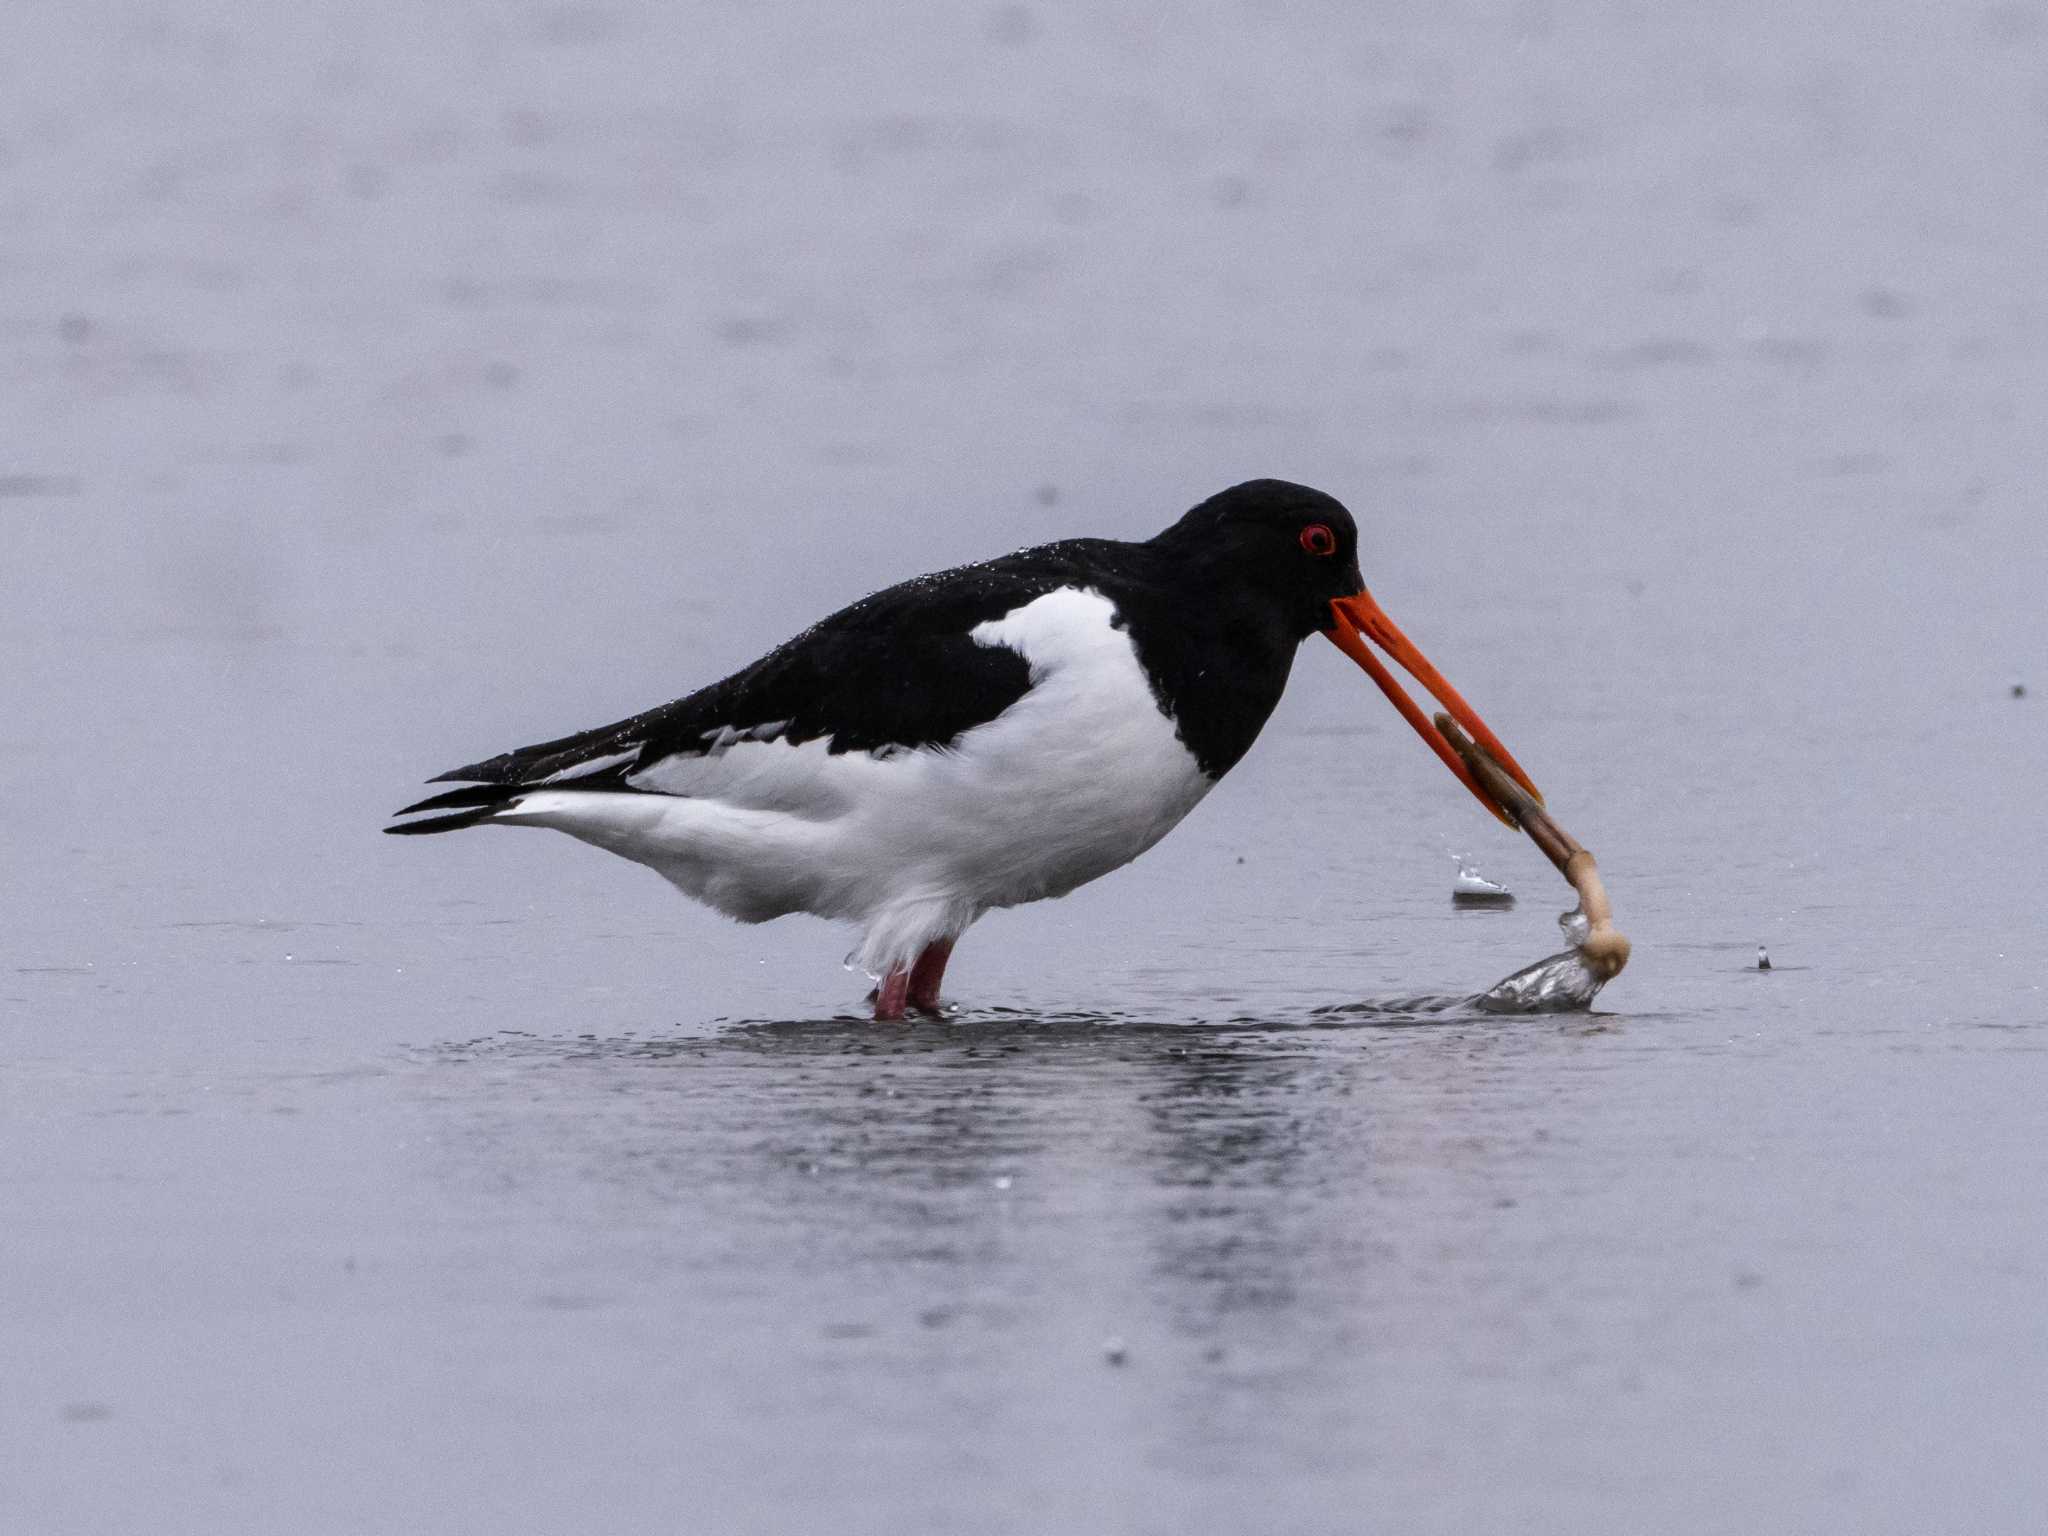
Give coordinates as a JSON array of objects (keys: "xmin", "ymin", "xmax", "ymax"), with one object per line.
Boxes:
[
  {"xmin": 421, "ymin": 1005, "xmax": 1604, "ymax": 1474},
  {"xmin": 426, "ymin": 1003, "xmax": 1540, "ymax": 1256}
]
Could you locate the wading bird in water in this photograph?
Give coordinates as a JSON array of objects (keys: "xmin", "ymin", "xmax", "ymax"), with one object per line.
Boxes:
[{"xmin": 387, "ymin": 480, "xmax": 1540, "ymax": 1018}]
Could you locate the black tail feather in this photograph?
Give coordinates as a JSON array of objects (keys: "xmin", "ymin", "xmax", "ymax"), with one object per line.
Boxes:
[
  {"xmin": 393, "ymin": 782, "xmax": 525, "ymax": 818},
  {"xmin": 428, "ymin": 715, "xmax": 648, "ymax": 786},
  {"xmin": 383, "ymin": 802, "xmax": 518, "ymax": 836},
  {"xmin": 387, "ymin": 782, "xmax": 525, "ymax": 835},
  {"xmin": 397, "ymin": 712, "xmax": 651, "ymax": 835}
]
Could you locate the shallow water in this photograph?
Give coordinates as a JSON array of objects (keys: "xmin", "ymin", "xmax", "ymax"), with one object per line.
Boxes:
[{"xmin": 6, "ymin": 1, "xmax": 2048, "ymax": 1532}]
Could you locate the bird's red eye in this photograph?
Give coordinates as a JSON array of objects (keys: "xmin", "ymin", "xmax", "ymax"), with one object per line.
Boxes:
[{"xmin": 1299, "ymin": 523, "xmax": 1338, "ymax": 557}]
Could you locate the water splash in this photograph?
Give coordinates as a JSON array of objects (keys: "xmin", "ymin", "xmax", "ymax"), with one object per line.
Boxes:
[{"xmin": 1474, "ymin": 904, "xmax": 1609, "ymax": 1013}]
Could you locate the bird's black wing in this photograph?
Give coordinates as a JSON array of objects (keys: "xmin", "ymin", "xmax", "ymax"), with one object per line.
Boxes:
[{"xmin": 387, "ymin": 539, "xmax": 1141, "ymax": 831}]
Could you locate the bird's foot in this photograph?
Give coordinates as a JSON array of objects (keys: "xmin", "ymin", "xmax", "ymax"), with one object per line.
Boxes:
[
  {"xmin": 873, "ymin": 968, "xmax": 912, "ymax": 1022},
  {"xmin": 870, "ymin": 938, "xmax": 956, "ymax": 1022},
  {"xmin": 906, "ymin": 937, "xmax": 954, "ymax": 1015}
]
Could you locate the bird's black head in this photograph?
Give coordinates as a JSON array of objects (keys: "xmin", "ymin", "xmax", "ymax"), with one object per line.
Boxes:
[
  {"xmin": 1153, "ymin": 477, "xmax": 1548, "ymax": 827},
  {"xmin": 1150, "ymin": 478, "xmax": 1365, "ymax": 638}
]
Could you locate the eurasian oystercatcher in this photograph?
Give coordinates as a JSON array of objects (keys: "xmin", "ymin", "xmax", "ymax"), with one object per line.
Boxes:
[{"xmin": 387, "ymin": 479, "xmax": 1539, "ymax": 1018}]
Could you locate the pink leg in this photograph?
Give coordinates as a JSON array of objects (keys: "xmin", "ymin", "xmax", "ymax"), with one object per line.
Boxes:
[
  {"xmin": 906, "ymin": 938, "xmax": 955, "ymax": 1015},
  {"xmin": 873, "ymin": 967, "xmax": 911, "ymax": 1022}
]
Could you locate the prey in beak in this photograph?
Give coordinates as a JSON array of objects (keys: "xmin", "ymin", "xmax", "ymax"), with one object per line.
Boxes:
[{"xmin": 1324, "ymin": 590, "xmax": 1543, "ymax": 826}]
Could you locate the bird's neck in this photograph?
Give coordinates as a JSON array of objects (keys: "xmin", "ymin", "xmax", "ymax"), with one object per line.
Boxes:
[{"xmin": 1115, "ymin": 552, "xmax": 1303, "ymax": 780}]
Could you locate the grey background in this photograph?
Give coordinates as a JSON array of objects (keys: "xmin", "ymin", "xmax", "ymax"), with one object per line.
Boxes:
[{"xmin": 4, "ymin": 2, "xmax": 2045, "ymax": 1532}]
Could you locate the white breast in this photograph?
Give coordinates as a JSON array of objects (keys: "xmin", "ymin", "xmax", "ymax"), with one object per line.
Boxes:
[{"xmin": 936, "ymin": 585, "xmax": 1213, "ymax": 906}]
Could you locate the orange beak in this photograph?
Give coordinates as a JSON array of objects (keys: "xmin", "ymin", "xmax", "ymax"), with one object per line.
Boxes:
[{"xmin": 1324, "ymin": 590, "xmax": 1543, "ymax": 827}]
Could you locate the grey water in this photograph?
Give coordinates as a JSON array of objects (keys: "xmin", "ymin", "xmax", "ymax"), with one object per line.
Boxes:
[{"xmin": 5, "ymin": 2, "xmax": 2048, "ymax": 1532}]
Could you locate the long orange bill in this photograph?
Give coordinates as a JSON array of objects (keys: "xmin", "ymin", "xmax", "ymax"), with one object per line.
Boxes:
[{"xmin": 1324, "ymin": 590, "xmax": 1543, "ymax": 827}]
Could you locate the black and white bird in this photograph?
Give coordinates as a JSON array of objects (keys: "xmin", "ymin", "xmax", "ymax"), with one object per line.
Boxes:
[{"xmin": 387, "ymin": 479, "xmax": 1540, "ymax": 1018}]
